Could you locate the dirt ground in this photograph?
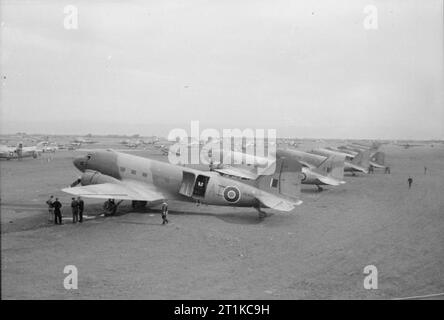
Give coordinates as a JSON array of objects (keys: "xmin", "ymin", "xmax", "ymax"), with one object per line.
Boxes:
[{"xmin": 1, "ymin": 142, "xmax": 443, "ymax": 299}]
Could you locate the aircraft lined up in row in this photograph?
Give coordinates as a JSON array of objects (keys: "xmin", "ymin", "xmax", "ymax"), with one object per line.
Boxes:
[
  {"xmin": 63, "ymin": 149, "xmax": 303, "ymax": 218},
  {"xmin": 204, "ymin": 148, "xmax": 346, "ymax": 191},
  {"xmin": 330, "ymin": 141, "xmax": 389, "ymax": 171},
  {"xmin": 61, "ymin": 139, "xmax": 389, "ymax": 218}
]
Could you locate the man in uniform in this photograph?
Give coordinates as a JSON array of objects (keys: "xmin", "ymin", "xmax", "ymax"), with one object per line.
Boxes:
[
  {"xmin": 71, "ymin": 197, "xmax": 79, "ymax": 223},
  {"xmin": 46, "ymin": 195, "xmax": 54, "ymax": 222},
  {"xmin": 77, "ymin": 197, "xmax": 84, "ymax": 223},
  {"xmin": 53, "ymin": 198, "xmax": 63, "ymax": 225},
  {"xmin": 161, "ymin": 201, "xmax": 169, "ymax": 225},
  {"xmin": 408, "ymin": 176, "xmax": 413, "ymax": 189}
]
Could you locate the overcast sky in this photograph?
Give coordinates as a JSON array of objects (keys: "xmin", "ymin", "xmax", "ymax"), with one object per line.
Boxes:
[{"xmin": 0, "ymin": 0, "xmax": 442, "ymax": 139}]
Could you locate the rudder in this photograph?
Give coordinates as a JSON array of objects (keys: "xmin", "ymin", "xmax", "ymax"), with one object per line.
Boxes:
[
  {"xmin": 256, "ymin": 150, "xmax": 302, "ymax": 203},
  {"xmin": 313, "ymin": 154, "xmax": 345, "ymax": 180}
]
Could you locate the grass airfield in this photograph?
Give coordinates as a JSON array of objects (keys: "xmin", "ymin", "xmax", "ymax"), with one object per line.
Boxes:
[{"xmin": 1, "ymin": 139, "xmax": 443, "ymax": 299}]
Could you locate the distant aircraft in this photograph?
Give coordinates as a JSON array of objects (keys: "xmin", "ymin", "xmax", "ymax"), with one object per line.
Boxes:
[
  {"xmin": 0, "ymin": 143, "xmax": 40, "ymax": 160},
  {"xmin": 62, "ymin": 149, "xmax": 303, "ymax": 218},
  {"xmin": 36, "ymin": 141, "xmax": 58, "ymax": 153},
  {"xmin": 147, "ymin": 141, "xmax": 173, "ymax": 155},
  {"xmin": 72, "ymin": 137, "xmax": 97, "ymax": 144},
  {"xmin": 67, "ymin": 142, "xmax": 82, "ymax": 150},
  {"xmin": 309, "ymin": 148, "xmax": 370, "ymax": 175},
  {"xmin": 200, "ymin": 148, "xmax": 345, "ymax": 191},
  {"xmin": 277, "ymin": 150, "xmax": 346, "ymax": 191},
  {"xmin": 143, "ymin": 136, "xmax": 160, "ymax": 145},
  {"xmin": 350, "ymin": 141, "xmax": 381, "ymax": 150},
  {"xmin": 396, "ymin": 143, "xmax": 422, "ymax": 149},
  {"xmin": 334, "ymin": 144, "xmax": 388, "ymax": 170},
  {"xmin": 121, "ymin": 140, "xmax": 143, "ymax": 148}
]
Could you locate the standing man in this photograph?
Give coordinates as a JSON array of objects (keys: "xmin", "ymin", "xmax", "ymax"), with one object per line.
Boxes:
[
  {"xmin": 53, "ymin": 197, "xmax": 62, "ymax": 225},
  {"xmin": 46, "ymin": 195, "xmax": 54, "ymax": 222},
  {"xmin": 408, "ymin": 176, "xmax": 413, "ymax": 189},
  {"xmin": 424, "ymin": 166, "xmax": 427, "ymax": 175},
  {"xmin": 161, "ymin": 201, "xmax": 169, "ymax": 225},
  {"xmin": 77, "ymin": 197, "xmax": 84, "ymax": 223},
  {"xmin": 71, "ymin": 197, "xmax": 79, "ymax": 223}
]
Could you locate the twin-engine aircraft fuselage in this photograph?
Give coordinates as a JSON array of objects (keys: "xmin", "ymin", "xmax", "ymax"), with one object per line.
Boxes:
[{"xmin": 63, "ymin": 149, "xmax": 303, "ymax": 214}]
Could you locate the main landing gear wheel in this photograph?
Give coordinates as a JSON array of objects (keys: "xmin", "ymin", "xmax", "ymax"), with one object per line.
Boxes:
[{"xmin": 316, "ymin": 185, "xmax": 324, "ymax": 192}]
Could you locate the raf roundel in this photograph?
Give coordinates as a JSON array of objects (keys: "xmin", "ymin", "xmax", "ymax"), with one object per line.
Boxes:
[{"xmin": 223, "ymin": 186, "xmax": 241, "ymax": 203}]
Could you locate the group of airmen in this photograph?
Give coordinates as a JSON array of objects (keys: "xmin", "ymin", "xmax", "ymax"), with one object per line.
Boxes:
[
  {"xmin": 46, "ymin": 195, "xmax": 84, "ymax": 224},
  {"xmin": 46, "ymin": 195, "xmax": 169, "ymax": 225}
]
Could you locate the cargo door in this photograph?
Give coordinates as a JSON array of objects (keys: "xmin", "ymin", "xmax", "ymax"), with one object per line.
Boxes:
[{"xmin": 179, "ymin": 171, "xmax": 196, "ymax": 197}]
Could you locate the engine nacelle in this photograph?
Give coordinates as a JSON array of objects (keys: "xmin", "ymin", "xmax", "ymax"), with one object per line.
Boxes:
[{"xmin": 80, "ymin": 170, "xmax": 120, "ymax": 186}]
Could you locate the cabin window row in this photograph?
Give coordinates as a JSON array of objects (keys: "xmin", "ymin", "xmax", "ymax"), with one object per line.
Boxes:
[{"xmin": 120, "ymin": 167, "xmax": 148, "ymax": 178}]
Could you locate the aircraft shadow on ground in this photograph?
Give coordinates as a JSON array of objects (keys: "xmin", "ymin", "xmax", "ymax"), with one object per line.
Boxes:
[
  {"xmin": 301, "ymin": 187, "xmax": 348, "ymax": 194},
  {"xmin": 344, "ymin": 173, "xmax": 370, "ymax": 178},
  {"xmin": 73, "ymin": 202, "xmax": 281, "ymax": 226},
  {"xmin": 301, "ymin": 188, "xmax": 324, "ymax": 194},
  {"xmin": 170, "ymin": 210, "xmax": 265, "ymax": 225},
  {"xmin": 96, "ymin": 205, "xmax": 265, "ymax": 225}
]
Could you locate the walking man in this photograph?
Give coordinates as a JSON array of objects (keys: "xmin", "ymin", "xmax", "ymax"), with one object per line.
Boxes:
[
  {"xmin": 161, "ymin": 201, "xmax": 169, "ymax": 225},
  {"xmin": 408, "ymin": 176, "xmax": 413, "ymax": 189},
  {"xmin": 77, "ymin": 197, "xmax": 84, "ymax": 223},
  {"xmin": 46, "ymin": 195, "xmax": 54, "ymax": 222},
  {"xmin": 71, "ymin": 197, "xmax": 79, "ymax": 223},
  {"xmin": 53, "ymin": 198, "xmax": 62, "ymax": 225},
  {"xmin": 424, "ymin": 166, "xmax": 427, "ymax": 175}
]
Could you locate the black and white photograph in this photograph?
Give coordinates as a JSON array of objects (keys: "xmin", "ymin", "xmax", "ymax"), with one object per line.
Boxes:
[{"xmin": 1, "ymin": 0, "xmax": 443, "ymax": 304}]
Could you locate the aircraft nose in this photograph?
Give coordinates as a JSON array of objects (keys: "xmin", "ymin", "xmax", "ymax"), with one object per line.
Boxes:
[{"xmin": 73, "ymin": 156, "xmax": 87, "ymax": 172}]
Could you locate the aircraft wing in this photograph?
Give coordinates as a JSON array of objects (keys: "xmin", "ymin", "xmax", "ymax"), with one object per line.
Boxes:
[
  {"xmin": 316, "ymin": 175, "xmax": 345, "ymax": 186},
  {"xmin": 297, "ymin": 159, "xmax": 316, "ymax": 169},
  {"xmin": 256, "ymin": 193, "xmax": 303, "ymax": 212},
  {"xmin": 62, "ymin": 180, "xmax": 165, "ymax": 202},
  {"xmin": 369, "ymin": 161, "xmax": 385, "ymax": 169},
  {"xmin": 214, "ymin": 166, "xmax": 260, "ymax": 180},
  {"xmin": 347, "ymin": 162, "xmax": 368, "ymax": 173}
]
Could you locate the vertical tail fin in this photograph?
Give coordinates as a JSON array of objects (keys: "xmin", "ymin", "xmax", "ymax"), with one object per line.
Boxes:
[
  {"xmin": 256, "ymin": 150, "xmax": 302, "ymax": 203},
  {"xmin": 351, "ymin": 149, "xmax": 370, "ymax": 168},
  {"xmin": 313, "ymin": 154, "xmax": 345, "ymax": 181},
  {"xmin": 371, "ymin": 151, "xmax": 385, "ymax": 166}
]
